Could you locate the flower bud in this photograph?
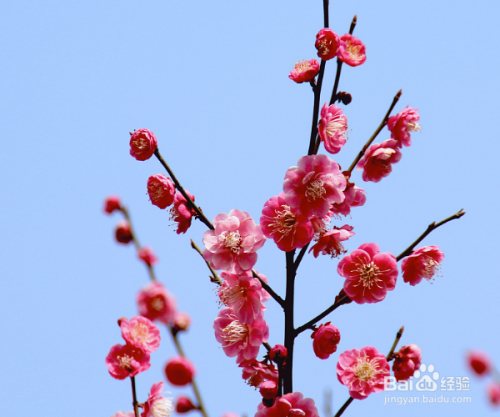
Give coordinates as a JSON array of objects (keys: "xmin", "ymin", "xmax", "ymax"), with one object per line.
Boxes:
[
  {"xmin": 165, "ymin": 356, "xmax": 196, "ymax": 386},
  {"xmin": 467, "ymin": 350, "xmax": 491, "ymax": 376},
  {"xmin": 487, "ymin": 382, "xmax": 500, "ymax": 406},
  {"xmin": 176, "ymin": 396, "xmax": 197, "ymax": 413},
  {"xmin": 129, "ymin": 128, "xmax": 158, "ymax": 161},
  {"xmin": 269, "ymin": 344, "xmax": 287, "ymax": 364},
  {"xmin": 172, "ymin": 312, "xmax": 191, "ymax": 332},
  {"xmin": 104, "ymin": 195, "xmax": 121, "ymax": 214},
  {"xmin": 392, "ymin": 344, "xmax": 422, "ymax": 381},
  {"xmin": 148, "ymin": 174, "xmax": 175, "ymax": 209},
  {"xmin": 311, "ymin": 323, "xmax": 340, "ymax": 360},
  {"xmin": 115, "ymin": 221, "xmax": 133, "ymax": 244},
  {"xmin": 259, "ymin": 380, "xmax": 278, "ymax": 399},
  {"xmin": 137, "ymin": 246, "xmax": 158, "ymax": 267}
]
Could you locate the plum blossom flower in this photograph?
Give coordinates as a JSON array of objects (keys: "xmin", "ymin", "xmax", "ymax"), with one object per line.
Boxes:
[
  {"xmin": 104, "ymin": 195, "xmax": 121, "ymax": 214},
  {"xmin": 260, "ymin": 380, "xmax": 278, "ymax": 399},
  {"xmin": 148, "ymin": 175, "xmax": 175, "ymax": 209},
  {"xmin": 165, "ymin": 356, "xmax": 196, "ymax": 386},
  {"xmin": 138, "ymin": 246, "xmax": 158, "ymax": 267},
  {"xmin": 309, "ymin": 224, "xmax": 354, "ymax": 258},
  {"xmin": 130, "ymin": 128, "xmax": 158, "ymax": 161},
  {"xmin": 467, "ymin": 350, "xmax": 491, "ymax": 376},
  {"xmin": 356, "ymin": 139, "xmax": 402, "ymax": 183},
  {"xmin": 311, "ymin": 322, "xmax": 341, "ymax": 360},
  {"xmin": 315, "ymin": 29, "xmax": 342, "ymax": 61},
  {"xmin": 137, "ymin": 282, "xmax": 177, "ymax": 324},
  {"xmin": 203, "ymin": 210, "xmax": 266, "ymax": 273},
  {"xmin": 337, "ymin": 346, "xmax": 390, "ymax": 400},
  {"xmin": 392, "ymin": 344, "xmax": 422, "ymax": 381},
  {"xmin": 401, "ymin": 246, "xmax": 444, "ymax": 286},
  {"xmin": 255, "ymin": 392, "xmax": 320, "ymax": 417},
  {"xmin": 219, "ymin": 271, "xmax": 266, "ymax": 324},
  {"xmin": 487, "ymin": 382, "xmax": 500, "ymax": 406},
  {"xmin": 337, "ymin": 243, "xmax": 398, "ymax": 304},
  {"xmin": 289, "ymin": 59, "xmax": 320, "ymax": 83},
  {"xmin": 120, "ymin": 316, "xmax": 161, "ymax": 354},
  {"xmin": 170, "ymin": 190, "xmax": 197, "ymax": 234},
  {"xmin": 142, "ymin": 382, "xmax": 174, "ymax": 417},
  {"xmin": 330, "ymin": 185, "xmax": 366, "ymax": 217},
  {"xmin": 172, "ymin": 312, "xmax": 191, "ymax": 332},
  {"xmin": 239, "ymin": 359, "xmax": 279, "ymax": 388},
  {"xmin": 115, "ymin": 220, "xmax": 133, "ymax": 244},
  {"xmin": 105, "ymin": 343, "xmax": 151, "ymax": 380},
  {"xmin": 214, "ymin": 307, "xmax": 269, "ymax": 363},
  {"xmin": 337, "ymin": 34, "xmax": 366, "ymax": 67},
  {"xmin": 387, "ymin": 106, "xmax": 421, "ymax": 148},
  {"xmin": 318, "ymin": 104, "xmax": 348, "ymax": 154},
  {"xmin": 269, "ymin": 344, "xmax": 288, "ymax": 365},
  {"xmin": 260, "ymin": 193, "xmax": 314, "ymax": 252},
  {"xmin": 176, "ymin": 396, "xmax": 196, "ymax": 414},
  {"xmin": 283, "ymin": 154, "xmax": 346, "ymax": 218}
]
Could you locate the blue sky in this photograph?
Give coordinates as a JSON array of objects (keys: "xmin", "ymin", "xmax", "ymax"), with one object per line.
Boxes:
[{"xmin": 1, "ymin": 0, "xmax": 499, "ymax": 416}]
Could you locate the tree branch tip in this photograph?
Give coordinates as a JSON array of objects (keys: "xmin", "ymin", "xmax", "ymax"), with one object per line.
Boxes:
[
  {"xmin": 398, "ymin": 326, "xmax": 405, "ymax": 336},
  {"xmin": 457, "ymin": 209, "xmax": 466, "ymax": 218},
  {"xmin": 396, "ymin": 89, "xmax": 402, "ymax": 98},
  {"xmin": 352, "ymin": 15, "xmax": 357, "ymax": 23}
]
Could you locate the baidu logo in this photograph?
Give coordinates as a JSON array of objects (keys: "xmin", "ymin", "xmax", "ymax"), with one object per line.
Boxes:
[{"xmin": 385, "ymin": 363, "xmax": 440, "ymax": 392}]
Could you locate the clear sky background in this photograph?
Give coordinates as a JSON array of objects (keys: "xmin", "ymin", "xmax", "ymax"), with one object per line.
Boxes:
[{"xmin": 1, "ymin": 0, "xmax": 499, "ymax": 416}]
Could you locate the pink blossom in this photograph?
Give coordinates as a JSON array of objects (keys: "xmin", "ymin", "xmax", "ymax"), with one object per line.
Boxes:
[
  {"xmin": 309, "ymin": 224, "xmax": 354, "ymax": 258},
  {"xmin": 467, "ymin": 350, "xmax": 491, "ymax": 376},
  {"xmin": 115, "ymin": 220, "xmax": 133, "ymax": 244},
  {"xmin": 269, "ymin": 344, "xmax": 288, "ymax": 365},
  {"xmin": 283, "ymin": 154, "xmax": 346, "ymax": 218},
  {"xmin": 120, "ymin": 316, "xmax": 161, "ymax": 354},
  {"xmin": 137, "ymin": 246, "xmax": 158, "ymax": 267},
  {"xmin": 142, "ymin": 382, "xmax": 174, "ymax": 417},
  {"xmin": 239, "ymin": 359, "xmax": 279, "ymax": 388},
  {"xmin": 260, "ymin": 381, "xmax": 278, "ymax": 399},
  {"xmin": 311, "ymin": 322, "xmax": 341, "ymax": 360},
  {"xmin": 104, "ymin": 195, "xmax": 121, "ymax": 214},
  {"xmin": 255, "ymin": 392, "xmax": 319, "ymax": 417},
  {"xmin": 148, "ymin": 175, "xmax": 175, "ymax": 209},
  {"xmin": 330, "ymin": 185, "xmax": 366, "ymax": 217},
  {"xmin": 260, "ymin": 193, "xmax": 314, "ymax": 252},
  {"xmin": 289, "ymin": 59, "xmax": 320, "ymax": 83},
  {"xmin": 219, "ymin": 271, "xmax": 266, "ymax": 324},
  {"xmin": 172, "ymin": 312, "xmax": 191, "ymax": 332},
  {"xmin": 112, "ymin": 412, "xmax": 135, "ymax": 417},
  {"xmin": 338, "ymin": 243, "xmax": 398, "ymax": 304},
  {"xmin": 105, "ymin": 343, "xmax": 151, "ymax": 380},
  {"xmin": 165, "ymin": 356, "xmax": 196, "ymax": 386},
  {"xmin": 337, "ymin": 34, "xmax": 366, "ymax": 67},
  {"xmin": 214, "ymin": 307, "xmax": 269, "ymax": 363},
  {"xmin": 318, "ymin": 104, "xmax": 348, "ymax": 154},
  {"xmin": 337, "ymin": 346, "xmax": 390, "ymax": 400},
  {"xmin": 392, "ymin": 344, "xmax": 422, "ymax": 381},
  {"xmin": 387, "ymin": 106, "xmax": 421, "ymax": 148},
  {"xmin": 137, "ymin": 282, "xmax": 177, "ymax": 324},
  {"xmin": 315, "ymin": 29, "xmax": 342, "ymax": 61},
  {"xmin": 130, "ymin": 128, "xmax": 158, "ymax": 161},
  {"xmin": 170, "ymin": 190, "xmax": 197, "ymax": 234},
  {"xmin": 176, "ymin": 396, "xmax": 197, "ymax": 414},
  {"xmin": 401, "ymin": 246, "xmax": 444, "ymax": 286},
  {"xmin": 487, "ymin": 382, "xmax": 500, "ymax": 406},
  {"xmin": 356, "ymin": 139, "xmax": 402, "ymax": 183},
  {"xmin": 202, "ymin": 210, "xmax": 266, "ymax": 273}
]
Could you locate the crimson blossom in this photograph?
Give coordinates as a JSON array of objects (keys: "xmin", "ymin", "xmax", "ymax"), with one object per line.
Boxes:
[
  {"xmin": 392, "ymin": 344, "xmax": 422, "ymax": 381},
  {"xmin": 119, "ymin": 316, "xmax": 161, "ymax": 354},
  {"xmin": 115, "ymin": 220, "xmax": 133, "ymax": 244},
  {"xmin": 330, "ymin": 184, "xmax": 366, "ymax": 217},
  {"xmin": 147, "ymin": 174, "xmax": 175, "ymax": 209},
  {"xmin": 169, "ymin": 190, "xmax": 197, "ymax": 234},
  {"xmin": 138, "ymin": 246, "xmax": 158, "ymax": 267},
  {"xmin": 203, "ymin": 210, "xmax": 265, "ymax": 273},
  {"xmin": 142, "ymin": 382, "xmax": 174, "ymax": 417},
  {"xmin": 137, "ymin": 282, "xmax": 177, "ymax": 324},
  {"xmin": 165, "ymin": 356, "xmax": 196, "ymax": 386},
  {"xmin": 467, "ymin": 350, "xmax": 491, "ymax": 376},
  {"xmin": 309, "ymin": 224, "xmax": 354, "ymax": 259},
  {"xmin": 318, "ymin": 103, "xmax": 348, "ymax": 154},
  {"xmin": 387, "ymin": 106, "xmax": 421, "ymax": 148},
  {"xmin": 337, "ymin": 346, "xmax": 390, "ymax": 400},
  {"xmin": 260, "ymin": 193, "xmax": 314, "ymax": 252},
  {"xmin": 105, "ymin": 343, "xmax": 151, "ymax": 380},
  {"xmin": 487, "ymin": 382, "xmax": 500, "ymax": 406},
  {"xmin": 213, "ymin": 307, "xmax": 269, "ymax": 363},
  {"xmin": 401, "ymin": 245, "xmax": 444, "ymax": 286},
  {"xmin": 288, "ymin": 59, "xmax": 320, "ymax": 83},
  {"xmin": 315, "ymin": 28, "xmax": 342, "ymax": 61},
  {"xmin": 337, "ymin": 34, "xmax": 366, "ymax": 67},
  {"xmin": 356, "ymin": 139, "xmax": 402, "ymax": 183},
  {"xmin": 239, "ymin": 359, "xmax": 279, "ymax": 388},
  {"xmin": 311, "ymin": 322, "xmax": 341, "ymax": 360},
  {"xmin": 283, "ymin": 154, "xmax": 346, "ymax": 218},
  {"xmin": 337, "ymin": 242, "xmax": 398, "ymax": 304},
  {"xmin": 176, "ymin": 396, "xmax": 196, "ymax": 414},
  {"xmin": 255, "ymin": 392, "xmax": 320, "ymax": 417},
  {"xmin": 129, "ymin": 128, "xmax": 158, "ymax": 161},
  {"xmin": 104, "ymin": 195, "xmax": 121, "ymax": 214}
]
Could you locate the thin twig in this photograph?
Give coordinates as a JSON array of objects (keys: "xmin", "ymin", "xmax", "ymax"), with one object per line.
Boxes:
[
  {"xmin": 252, "ymin": 270, "xmax": 285, "ymax": 309},
  {"xmin": 190, "ymin": 240, "xmax": 222, "ymax": 285},
  {"xmin": 130, "ymin": 376, "xmax": 140, "ymax": 417},
  {"xmin": 386, "ymin": 326, "xmax": 404, "ymax": 360},
  {"xmin": 293, "ymin": 243, "xmax": 310, "ymax": 270},
  {"xmin": 154, "ymin": 149, "xmax": 214, "ymax": 230},
  {"xmin": 347, "ymin": 89, "xmax": 402, "ymax": 172},
  {"xmin": 333, "ymin": 397, "xmax": 353, "ymax": 417},
  {"xmin": 308, "ymin": 60, "xmax": 327, "ymax": 155},
  {"xmin": 396, "ymin": 209, "xmax": 465, "ymax": 261}
]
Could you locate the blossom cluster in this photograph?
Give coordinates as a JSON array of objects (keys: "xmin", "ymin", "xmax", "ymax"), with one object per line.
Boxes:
[{"xmin": 466, "ymin": 350, "xmax": 500, "ymax": 407}]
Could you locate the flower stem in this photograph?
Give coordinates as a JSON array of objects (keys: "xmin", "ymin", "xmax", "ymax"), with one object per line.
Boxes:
[
  {"xmin": 396, "ymin": 209, "xmax": 465, "ymax": 261},
  {"xmin": 347, "ymin": 89, "xmax": 402, "ymax": 172},
  {"xmin": 154, "ymin": 149, "xmax": 214, "ymax": 230},
  {"xmin": 130, "ymin": 376, "xmax": 140, "ymax": 417},
  {"xmin": 308, "ymin": 60, "xmax": 327, "ymax": 155},
  {"xmin": 333, "ymin": 397, "xmax": 353, "ymax": 417},
  {"xmin": 283, "ymin": 249, "xmax": 297, "ymax": 394}
]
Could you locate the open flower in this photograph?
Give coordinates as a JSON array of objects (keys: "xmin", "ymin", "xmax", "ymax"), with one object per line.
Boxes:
[
  {"xmin": 260, "ymin": 193, "xmax": 314, "ymax": 252},
  {"xmin": 392, "ymin": 344, "xmax": 422, "ymax": 381},
  {"xmin": 255, "ymin": 392, "xmax": 319, "ymax": 417},
  {"xmin": 401, "ymin": 246, "xmax": 444, "ymax": 286},
  {"xmin": 105, "ymin": 343, "xmax": 151, "ymax": 380},
  {"xmin": 387, "ymin": 106, "xmax": 421, "ymax": 148},
  {"xmin": 120, "ymin": 316, "xmax": 161, "ymax": 353},
  {"xmin": 337, "ymin": 34, "xmax": 366, "ymax": 67},
  {"xmin": 239, "ymin": 359, "xmax": 279, "ymax": 388},
  {"xmin": 170, "ymin": 190, "xmax": 197, "ymax": 234},
  {"xmin": 137, "ymin": 282, "xmax": 177, "ymax": 324},
  {"xmin": 337, "ymin": 243, "xmax": 398, "ymax": 304},
  {"xmin": 213, "ymin": 307, "xmax": 268, "ymax": 363},
  {"xmin": 142, "ymin": 382, "xmax": 174, "ymax": 417},
  {"xmin": 283, "ymin": 154, "xmax": 346, "ymax": 218},
  {"xmin": 315, "ymin": 29, "xmax": 342, "ymax": 61},
  {"xmin": 337, "ymin": 346, "xmax": 390, "ymax": 400},
  {"xmin": 148, "ymin": 174, "xmax": 175, "ymax": 209},
  {"xmin": 309, "ymin": 224, "xmax": 354, "ymax": 258},
  {"xmin": 318, "ymin": 104, "xmax": 348, "ymax": 154},
  {"xmin": 129, "ymin": 128, "xmax": 158, "ymax": 161},
  {"xmin": 356, "ymin": 139, "xmax": 402, "ymax": 183},
  {"xmin": 289, "ymin": 59, "xmax": 320, "ymax": 83},
  {"xmin": 203, "ymin": 210, "xmax": 265, "ymax": 273}
]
